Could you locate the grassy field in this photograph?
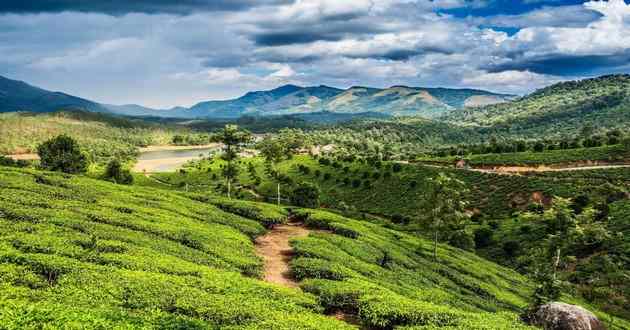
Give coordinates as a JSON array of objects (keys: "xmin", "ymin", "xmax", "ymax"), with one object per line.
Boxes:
[
  {"xmin": 0, "ymin": 111, "xmax": 209, "ymax": 163},
  {"xmin": 2, "ymin": 166, "xmax": 627, "ymax": 328},
  {"xmin": 417, "ymin": 144, "xmax": 630, "ymax": 167}
]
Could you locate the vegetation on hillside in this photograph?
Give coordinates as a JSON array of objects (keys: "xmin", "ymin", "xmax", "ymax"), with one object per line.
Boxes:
[
  {"xmin": 0, "ymin": 111, "xmax": 211, "ymax": 163},
  {"xmin": 445, "ymin": 75, "xmax": 630, "ymax": 137},
  {"xmin": 2, "ymin": 166, "xmax": 626, "ymax": 328}
]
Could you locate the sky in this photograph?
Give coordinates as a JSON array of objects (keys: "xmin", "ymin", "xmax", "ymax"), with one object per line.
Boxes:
[{"xmin": 1, "ymin": 0, "xmax": 630, "ymax": 108}]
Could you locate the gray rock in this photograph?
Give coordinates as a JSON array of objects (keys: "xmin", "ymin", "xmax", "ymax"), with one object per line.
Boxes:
[{"xmin": 526, "ymin": 302, "xmax": 606, "ymax": 330}]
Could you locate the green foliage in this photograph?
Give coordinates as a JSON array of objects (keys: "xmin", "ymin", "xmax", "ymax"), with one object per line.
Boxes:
[
  {"xmin": 0, "ymin": 111, "xmax": 202, "ymax": 163},
  {"xmin": 290, "ymin": 182, "xmax": 320, "ymax": 208},
  {"xmin": 424, "ymin": 173, "xmax": 471, "ymax": 259},
  {"xmin": 446, "ymin": 75, "xmax": 630, "ymax": 138},
  {"xmin": 0, "ymin": 166, "xmax": 356, "ymax": 329},
  {"xmin": 103, "ymin": 159, "xmax": 133, "ymax": 185},
  {"xmin": 37, "ymin": 135, "xmax": 88, "ymax": 174}
]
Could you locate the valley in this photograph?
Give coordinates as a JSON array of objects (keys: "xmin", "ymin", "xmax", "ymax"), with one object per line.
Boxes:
[{"xmin": 1, "ymin": 74, "xmax": 629, "ymax": 329}]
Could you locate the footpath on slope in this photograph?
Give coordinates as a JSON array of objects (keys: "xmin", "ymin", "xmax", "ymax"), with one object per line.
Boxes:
[
  {"xmin": 254, "ymin": 222, "xmax": 364, "ymax": 327},
  {"xmin": 255, "ymin": 222, "xmax": 310, "ymax": 288}
]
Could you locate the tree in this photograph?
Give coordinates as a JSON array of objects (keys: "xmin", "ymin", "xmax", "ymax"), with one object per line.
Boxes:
[
  {"xmin": 290, "ymin": 182, "xmax": 320, "ymax": 208},
  {"xmin": 104, "ymin": 159, "xmax": 133, "ymax": 185},
  {"xmin": 37, "ymin": 135, "xmax": 88, "ymax": 174},
  {"xmin": 215, "ymin": 125, "xmax": 252, "ymax": 199},
  {"xmin": 260, "ymin": 136, "xmax": 287, "ymax": 206},
  {"xmin": 424, "ymin": 173, "xmax": 470, "ymax": 260},
  {"xmin": 523, "ymin": 197, "xmax": 611, "ymax": 306}
]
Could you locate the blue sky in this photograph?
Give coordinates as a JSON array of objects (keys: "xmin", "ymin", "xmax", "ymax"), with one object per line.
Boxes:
[{"xmin": 1, "ymin": 0, "xmax": 629, "ymax": 108}]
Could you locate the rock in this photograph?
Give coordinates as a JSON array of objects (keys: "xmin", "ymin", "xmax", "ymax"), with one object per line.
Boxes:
[{"xmin": 526, "ymin": 302, "xmax": 606, "ymax": 330}]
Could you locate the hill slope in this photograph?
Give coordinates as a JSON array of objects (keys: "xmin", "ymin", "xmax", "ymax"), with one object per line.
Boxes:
[
  {"xmin": 0, "ymin": 111, "xmax": 197, "ymax": 162},
  {"xmin": 185, "ymin": 85, "xmax": 512, "ymax": 119},
  {"xmin": 3, "ymin": 166, "xmax": 623, "ymax": 328},
  {"xmin": 0, "ymin": 75, "xmax": 108, "ymax": 114},
  {"xmin": 445, "ymin": 75, "xmax": 630, "ymax": 137},
  {"xmin": 0, "ymin": 75, "xmax": 511, "ymax": 119}
]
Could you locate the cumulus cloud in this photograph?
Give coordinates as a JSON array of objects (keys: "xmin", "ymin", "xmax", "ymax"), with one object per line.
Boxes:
[
  {"xmin": 489, "ymin": 0, "xmax": 630, "ymax": 75},
  {"xmin": 0, "ymin": 0, "xmax": 629, "ymax": 108},
  {"xmin": 461, "ymin": 70, "xmax": 563, "ymax": 94}
]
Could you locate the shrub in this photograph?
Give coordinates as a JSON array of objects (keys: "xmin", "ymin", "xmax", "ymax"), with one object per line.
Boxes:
[
  {"xmin": 473, "ymin": 227, "xmax": 493, "ymax": 248},
  {"xmin": 103, "ymin": 159, "xmax": 133, "ymax": 185},
  {"xmin": 329, "ymin": 223, "xmax": 359, "ymax": 239},
  {"xmin": 37, "ymin": 135, "xmax": 88, "ymax": 174},
  {"xmin": 502, "ymin": 240, "xmax": 520, "ymax": 258},
  {"xmin": 448, "ymin": 230, "xmax": 475, "ymax": 251},
  {"xmin": 0, "ymin": 155, "xmax": 16, "ymax": 167},
  {"xmin": 290, "ymin": 182, "xmax": 320, "ymax": 208},
  {"xmin": 392, "ymin": 163, "xmax": 402, "ymax": 173},
  {"xmin": 291, "ymin": 258, "xmax": 352, "ymax": 281},
  {"xmin": 358, "ymin": 293, "xmax": 462, "ymax": 328}
]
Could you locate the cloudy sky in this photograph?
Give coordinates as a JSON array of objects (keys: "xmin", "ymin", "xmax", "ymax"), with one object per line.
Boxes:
[{"xmin": 1, "ymin": 0, "xmax": 629, "ymax": 108}]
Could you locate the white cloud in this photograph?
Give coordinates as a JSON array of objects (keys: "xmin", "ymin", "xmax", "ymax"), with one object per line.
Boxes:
[
  {"xmin": 1, "ymin": 0, "xmax": 629, "ymax": 108},
  {"xmin": 462, "ymin": 70, "xmax": 562, "ymax": 94}
]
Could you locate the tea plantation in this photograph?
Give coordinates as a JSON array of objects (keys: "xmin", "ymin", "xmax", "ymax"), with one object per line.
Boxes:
[{"xmin": 3, "ymin": 166, "xmax": 626, "ymax": 328}]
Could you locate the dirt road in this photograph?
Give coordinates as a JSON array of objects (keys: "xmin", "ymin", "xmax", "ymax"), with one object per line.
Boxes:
[{"xmin": 254, "ymin": 223, "xmax": 310, "ymax": 288}]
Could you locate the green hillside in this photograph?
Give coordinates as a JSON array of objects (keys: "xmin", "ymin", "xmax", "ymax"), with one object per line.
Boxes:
[
  {"xmin": 3, "ymin": 166, "xmax": 625, "ymax": 328},
  {"xmin": 419, "ymin": 144, "xmax": 630, "ymax": 167},
  {"xmin": 0, "ymin": 111, "xmax": 210, "ymax": 163},
  {"xmin": 445, "ymin": 75, "xmax": 630, "ymax": 137}
]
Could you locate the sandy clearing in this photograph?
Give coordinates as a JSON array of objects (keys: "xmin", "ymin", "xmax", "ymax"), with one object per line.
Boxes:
[
  {"xmin": 6, "ymin": 153, "xmax": 39, "ymax": 160},
  {"xmin": 138, "ymin": 143, "xmax": 221, "ymax": 153}
]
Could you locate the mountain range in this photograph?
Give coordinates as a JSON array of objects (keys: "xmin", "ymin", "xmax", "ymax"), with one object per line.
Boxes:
[{"xmin": 0, "ymin": 75, "xmax": 514, "ymax": 119}]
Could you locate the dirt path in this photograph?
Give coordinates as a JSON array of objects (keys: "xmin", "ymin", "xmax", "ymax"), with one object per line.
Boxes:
[{"xmin": 255, "ymin": 223, "xmax": 310, "ymax": 288}]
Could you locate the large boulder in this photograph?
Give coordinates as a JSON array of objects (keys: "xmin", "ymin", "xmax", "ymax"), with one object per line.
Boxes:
[{"xmin": 525, "ymin": 302, "xmax": 606, "ymax": 330}]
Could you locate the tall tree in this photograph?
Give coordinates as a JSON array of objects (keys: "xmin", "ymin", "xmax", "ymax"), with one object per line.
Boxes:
[
  {"xmin": 215, "ymin": 125, "xmax": 252, "ymax": 199},
  {"xmin": 424, "ymin": 173, "xmax": 470, "ymax": 260},
  {"xmin": 259, "ymin": 136, "xmax": 285, "ymax": 206}
]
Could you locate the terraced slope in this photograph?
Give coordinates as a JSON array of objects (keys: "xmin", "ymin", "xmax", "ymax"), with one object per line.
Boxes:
[{"xmin": 1, "ymin": 167, "xmax": 625, "ymax": 328}]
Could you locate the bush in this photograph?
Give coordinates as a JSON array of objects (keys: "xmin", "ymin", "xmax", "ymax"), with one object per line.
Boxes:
[
  {"xmin": 448, "ymin": 230, "xmax": 475, "ymax": 251},
  {"xmin": 473, "ymin": 227, "xmax": 493, "ymax": 248},
  {"xmin": 502, "ymin": 240, "xmax": 520, "ymax": 258},
  {"xmin": 392, "ymin": 163, "xmax": 402, "ymax": 173},
  {"xmin": 290, "ymin": 182, "xmax": 320, "ymax": 208},
  {"xmin": 103, "ymin": 159, "xmax": 134, "ymax": 185},
  {"xmin": 329, "ymin": 223, "xmax": 360, "ymax": 239},
  {"xmin": 37, "ymin": 135, "xmax": 88, "ymax": 174},
  {"xmin": 0, "ymin": 155, "xmax": 16, "ymax": 167},
  {"xmin": 291, "ymin": 258, "xmax": 352, "ymax": 281}
]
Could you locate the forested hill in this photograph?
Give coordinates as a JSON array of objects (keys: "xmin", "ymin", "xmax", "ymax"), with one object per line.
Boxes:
[
  {"xmin": 444, "ymin": 75, "xmax": 630, "ymax": 137},
  {"xmin": 0, "ymin": 75, "xmax": 108, "ymax": 114}
]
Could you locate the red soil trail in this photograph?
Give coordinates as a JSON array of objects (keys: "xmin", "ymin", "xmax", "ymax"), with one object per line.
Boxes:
[{"xmin": 255, "ymin": 223, "xmax": 310, "ymax": 288}]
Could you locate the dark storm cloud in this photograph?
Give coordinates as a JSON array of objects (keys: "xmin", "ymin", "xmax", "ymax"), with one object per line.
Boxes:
[
  {"xmin": 485, "ymin": 52, "xmax": 630, "ymax": 76},
  {"xmin": 253, "ymin": 31, "xmax": 342, "ymax": 46},
  {"xmin": 0, "ymin": 0, "xmax": 290, "ymax": 15},
  {"xmin": 249, "ymin": 18, "xmax": 390, "ymax": 47}
]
